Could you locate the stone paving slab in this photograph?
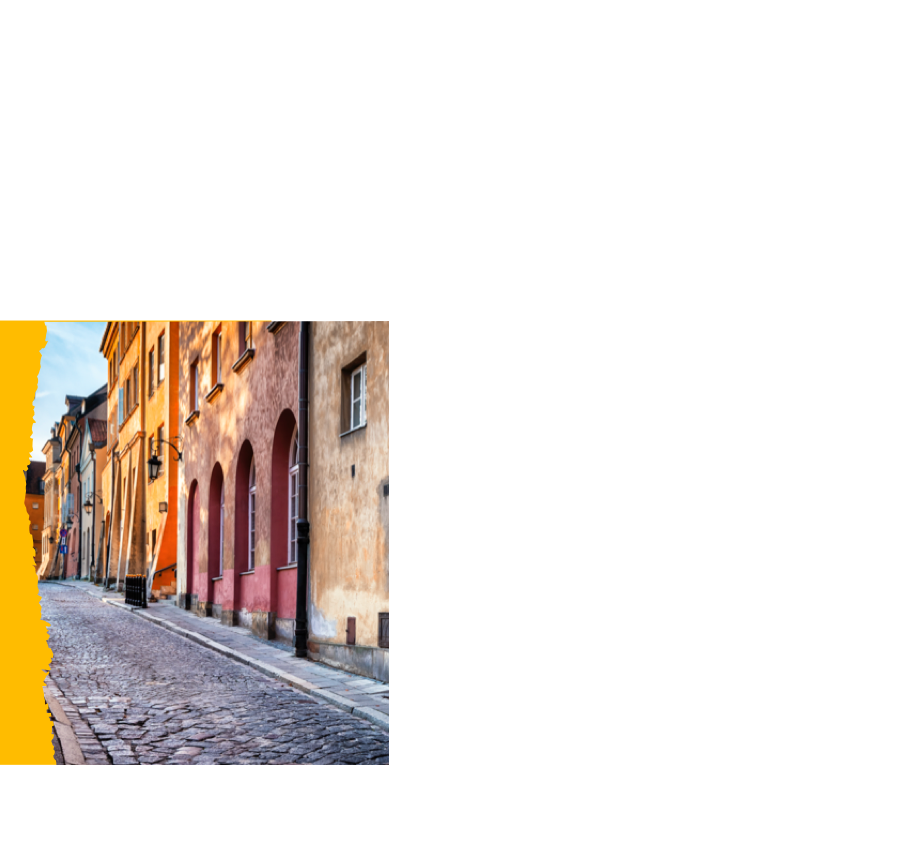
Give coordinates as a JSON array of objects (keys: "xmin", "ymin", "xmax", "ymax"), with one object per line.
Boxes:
[{"xmin": 44, "ymin": 580, "xmax": 389, "ymax": 727}]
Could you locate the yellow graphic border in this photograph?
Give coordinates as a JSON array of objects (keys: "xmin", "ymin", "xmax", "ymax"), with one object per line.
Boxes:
[{"xmin": 0, "ymin": 321, "xmax": 53, "ymax": 763}]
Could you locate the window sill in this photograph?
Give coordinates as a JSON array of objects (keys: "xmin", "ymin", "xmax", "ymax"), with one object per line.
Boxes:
[
  {"xmin": 266, "ymin": 322, "xmax": 286, "ymax": 334},
  {"xmin": 277, "ymin": 563, "xmax": 298, "ymax": 571},
  {"xmin": 232, "ymin": 348, "xmax": 255, "ymax": 374},
  {"xmin": 205, "ymin": 383, "xmax": 223, "ymax": 403},
  {"xmin": 239, "ymin": 570, "xmax": 255, "ymax": 576},
  {"xmin": 339, "ymin": 423, "xmax": 367, "ymax": 439},
  {"xmin": 211, "ymin": 575, "xmax": 224, "ymax": 582},
  {"xmin": 185, "ymin": 410, "xmax": 200, "ymax": 427}
]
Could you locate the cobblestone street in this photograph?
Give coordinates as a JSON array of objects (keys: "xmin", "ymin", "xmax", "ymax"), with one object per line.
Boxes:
[{"xmin": 41, "ymin": 583, "xmax": 389, "ymax": 764}]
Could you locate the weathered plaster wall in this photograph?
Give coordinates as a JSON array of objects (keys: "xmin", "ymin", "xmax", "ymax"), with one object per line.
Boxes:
[
  {"xmin": 308, "ymin": 321, "xmax": 389, "ymax": 655},
  {"xmin": 145, "ymin": 321, "xmax": 179, "ymax": 587},
  {"xmin": 177, "ymin": 321, "xmax": 300, "ymax": 635}
]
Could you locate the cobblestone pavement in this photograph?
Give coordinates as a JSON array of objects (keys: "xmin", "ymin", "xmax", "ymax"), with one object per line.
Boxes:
[{"xmin": 41, "ymin": 583, "xmax": 389, "ymax": 765}]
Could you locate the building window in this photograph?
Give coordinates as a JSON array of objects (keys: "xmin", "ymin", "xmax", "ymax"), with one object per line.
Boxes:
[
  {"xmin": 148, "ymin": 435, "xmax": 155, "ymax": 457},
  {"xmin": 118, "ymin": 388, "xmax": 124, "ymax": 427},
  {"xmin": 341, "ymin": 356, "xmax": 367, "ymax": 434},
  {"xmin": 32, "ymin": 524, "xmax": 38, "ymax": 530},
  {"xmin": 32, "ymin": 502, "xmax": 38, "ymax": 510},
  {"xmin": 158, "ymin": 332, "xmax": 165, "ymax": 384},
  {"xmin": 148, "ymin": 350, "xmax": 155, "ymax": 396},
  {"xmin": 132, "ymin": 366, "xmax": 139, "ymax": 409},
  {"xmin": 190, "ymin": 360, "xmax": 198, "ymax": 412},
  {"xmin": 125, "ymin": 378, "xmax": 130, "ymax": 413},
  {"xmin": 248, "ymin": 459, "xmax": 256, "ymax": 571},
  {"xmin": 351, "ymin": 364, "xmax": 367, "ymax": 430},
  {"xmin": 213, "ymin": 327, "xmax": 222, "ymax": 385},
  {"xmin": 157, "ymin": 425, "xmax": 164, "ymax": 474},
  {"xmin": 238, "ymin": 322, "xmax": 253, "ymax": 356},
  {"xmin": 289, "ymin": 427, "xmax": 300, "ymax": 563}
]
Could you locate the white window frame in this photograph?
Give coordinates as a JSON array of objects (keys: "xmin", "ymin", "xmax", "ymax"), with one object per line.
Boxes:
[
  {"xmin": 350, "ymin": 364, "xmax": 367, "ymax": 430},
  {"xmin": 288, "ymin": 427, "xmax": 299, "ymax": 564},
  {"xmin": 248, "ymin": 459, "xmax": 256, "ymax": 571}
]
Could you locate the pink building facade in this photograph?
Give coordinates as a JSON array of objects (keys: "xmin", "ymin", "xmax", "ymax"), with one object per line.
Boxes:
[{"xmin": 177, "ymin": 321, "xmax": 389, "ymax": 682}]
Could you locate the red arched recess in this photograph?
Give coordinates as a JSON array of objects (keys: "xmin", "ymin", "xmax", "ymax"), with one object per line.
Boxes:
[
  {"xmin": 187, "ymin": 479, "xmax": 199, "ymax": 602},
  {"xmin": 270, "ymin": 409, "xmax": 297, "ymax": 570},
  {"xmin": 208, "ymin": 463, "xmax": 224, "ymax": 605},
  {"xmin": 234, "ymin": 440, "xmax": 254, "ymax": 612}
]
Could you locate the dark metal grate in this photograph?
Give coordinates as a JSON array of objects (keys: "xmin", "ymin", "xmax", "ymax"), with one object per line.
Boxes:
[{"xmin": 378, "ymin": 612, "xmax": 389, "ymax": 649}]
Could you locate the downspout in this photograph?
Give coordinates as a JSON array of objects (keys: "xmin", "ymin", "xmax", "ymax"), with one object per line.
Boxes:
[
  {"xmin": 75, "ymin": 425, "xmax": 83, "ymax": 579},
  {"xmin": 67, "ymin": 419, "xmax": 83, "ymax": 579},
  {"xmin": 104, "ymin": 451, "xmax": 117, "ymax": 590},
  {"xmin": 88, "ymin": 444, "xmax": 96, "ymax": 583},
  {"xmin": 115, "ymin": 448, "xmax": 130, "ymax": 593},
  {"xmin": 293, "ymin": 320, "xmax": 310, "ymax": 657}
]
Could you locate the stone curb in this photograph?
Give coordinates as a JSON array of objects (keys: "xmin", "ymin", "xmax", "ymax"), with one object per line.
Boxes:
[
  {"xmin": 43, "ymin": 677, "xmax": 110, "ymax": 765},
  {"xmin": 104, "ymin": 599, "xmax": 389, "ymax": 732}
]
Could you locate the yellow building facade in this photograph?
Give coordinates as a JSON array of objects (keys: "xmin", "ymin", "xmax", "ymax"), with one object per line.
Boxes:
[{"xmin": 100, "ymin": 322, "xmax": 180, "ymax": 590}]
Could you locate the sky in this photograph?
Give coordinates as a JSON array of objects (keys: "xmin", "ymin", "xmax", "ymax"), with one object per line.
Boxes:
[{"xmin": 32, "ymin": 322, "xmax": 108, "ymax": 460}]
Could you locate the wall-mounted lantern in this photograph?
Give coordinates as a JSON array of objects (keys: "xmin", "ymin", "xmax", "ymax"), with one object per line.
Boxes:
[
  {"xmin": 84, "ymin": 492, "xmax": 102, "ymax": 515},
  {"xmin": 148, "ymin": 436, "xmax": 183, "ymax": 483}
]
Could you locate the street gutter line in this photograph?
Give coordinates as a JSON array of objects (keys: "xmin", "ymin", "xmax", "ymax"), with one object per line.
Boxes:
[
  {"xmin": 44, "ymin": 675, "xmax": 109, "ymax": 766},
  {"xmin": 103, "ymin": 600, "xmax": 388, "ymax": 731}
]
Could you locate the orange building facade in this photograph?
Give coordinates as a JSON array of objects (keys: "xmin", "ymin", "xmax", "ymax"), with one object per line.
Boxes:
[{"xmin": 100, "ymin": 322, "xmax": 180, "ymax": 591}]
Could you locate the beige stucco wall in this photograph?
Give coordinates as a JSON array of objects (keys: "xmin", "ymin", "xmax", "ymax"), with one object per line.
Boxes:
[{"xmin": 308, "ymin": 321, "xmax": 389, "ymax": 652}]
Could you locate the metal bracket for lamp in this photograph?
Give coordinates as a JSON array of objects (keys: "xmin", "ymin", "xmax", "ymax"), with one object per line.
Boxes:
[
  {"xmin": 83, "ymin": 491, "xmax": 103, "ymax": 514},
  {"xmin": 148, "ymin": 436, "xmax": 183, "ymax": 482}
]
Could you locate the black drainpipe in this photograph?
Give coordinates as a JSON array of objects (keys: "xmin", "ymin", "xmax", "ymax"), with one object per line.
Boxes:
[{"xmin": 293, "ymin": 320, "xmax": 310, "ymax": 657}]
